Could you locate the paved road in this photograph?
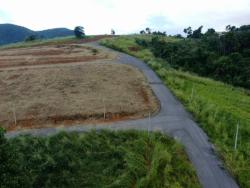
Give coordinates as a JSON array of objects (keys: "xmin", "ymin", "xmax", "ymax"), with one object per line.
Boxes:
[{"xmin": 6, "ymin": 43, "xmax": 239, "ymax": 188}]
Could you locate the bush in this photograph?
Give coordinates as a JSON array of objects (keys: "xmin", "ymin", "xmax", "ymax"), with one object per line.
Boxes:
[
  {"xmin": 135, "ymin": 38, "xmax": 148, "ymax": 48},
  {"xmin": 25, "ymin": 35, "xmax": 39, "ymax": 42},
  {"xmin": 0, "ymin": 130, "xmax": 200, "ymax": 187}
]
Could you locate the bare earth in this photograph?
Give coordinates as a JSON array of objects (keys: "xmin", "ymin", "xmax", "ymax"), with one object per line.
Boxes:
[{"xmin": 0, "ymin": 43, "xmax": 158, "ymax": 131}]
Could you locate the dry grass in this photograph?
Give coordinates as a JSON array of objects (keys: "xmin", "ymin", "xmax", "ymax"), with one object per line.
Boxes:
[
  {"xmin": 0, "ymin": 61, "xmax": 158, "ymax": 131},
  {"xmin": 0, "ymin": 44, "xmax": 112, "ymax": 68}
]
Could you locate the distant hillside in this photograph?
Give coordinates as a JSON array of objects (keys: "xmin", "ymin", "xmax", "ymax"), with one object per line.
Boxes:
[
  {"xmin": 0, "ymin": 24, "xmax": 35, "ymax": 45},
  {"xmin": 37, "ymin": 28, "xmax": 73, "ymax": 39},
  {"xmin": 0, "ymin": 24, "xmax": 73, "ymax": 45}
]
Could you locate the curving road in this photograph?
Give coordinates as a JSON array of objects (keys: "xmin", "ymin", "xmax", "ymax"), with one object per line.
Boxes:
[{"xmin": 6, "ymin": 43, "xmax": 239, "ymax": 188}]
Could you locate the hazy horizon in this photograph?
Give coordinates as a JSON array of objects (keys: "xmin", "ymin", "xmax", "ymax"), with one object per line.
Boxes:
[{"xmin": 0, "ymin": 0, "xmax": 249, "ymax": 35}]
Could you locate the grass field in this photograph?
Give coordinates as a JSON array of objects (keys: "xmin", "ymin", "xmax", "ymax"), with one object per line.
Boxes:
[
  {"xmin": 101, "ymin": 36, "xmax": 250, "ymax": 188},
  {"xmin": 0, "ymin": 129, "xmax": 200, "ymax": 187}
]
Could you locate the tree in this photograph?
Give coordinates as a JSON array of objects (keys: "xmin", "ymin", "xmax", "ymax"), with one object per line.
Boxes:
[
  {"xmin": 25, "ymin": 35, "xmax": 39, "ymax": 42},
  {"xmin": 74, "ymin": 26, "xmax": 85, "ymax": 38},
  {"xmin": 183, "ymin": 27, "xmax": 192, "ymax": 38},
  {"xmin": 145, "ymin": 27, "xmax": 151, "ymax": 34},
  {"xmin": 205, "ymin": 28, "xmax": 216, "ymax": 36},
  {"xmin": 220, "ymin": 31, "xmax": 240, "ymax": 54},
  {"xmin": 184, "ymin": 26, "xmax": 203, "ymax": 38},
  {"xmin": 192, "ymin": 26, "xmax": 203, "ymax": 38},
  {"xmin": 140, "ymin": 30, "xmax": 146, "ymax": 34},
  {"xmin": 152, "ymin": 31, "xmax": 166, "ymax": 36},
  {"xmin": 226, "ymin": 25, "xmax": 236, "ymax": 32},
  {"xmin": 111, "ymin": 29, "xmax": 115, "ymax": 35},
  {"xmin": 238, "ymin": 25, "xmax": 250, "ymax": 31},
  {"xmin": 174, "ymin": 34, "xmax": 183, "ymax": 38}
]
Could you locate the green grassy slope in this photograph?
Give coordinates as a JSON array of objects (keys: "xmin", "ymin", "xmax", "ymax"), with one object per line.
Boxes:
[
  {"xmin": 100, "ymin": 36, "xmax": 250, "ymax": 188},
  {"xmin": 0, "ymin": 129, "xmax": 200, "ymax": 188}
]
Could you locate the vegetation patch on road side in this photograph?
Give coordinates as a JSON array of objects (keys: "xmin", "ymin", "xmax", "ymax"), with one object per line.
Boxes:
[
  {"xmin": 0, "ymin": 129, "xmax": 201, "ymax": 188},
  {"xmin": 100, "ymin": 36, "xmax": 250, "ymax": 187}
]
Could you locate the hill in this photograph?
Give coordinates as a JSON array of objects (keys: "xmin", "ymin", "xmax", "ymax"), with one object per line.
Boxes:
[
  {"xmin": 100, "ymin": 35, "xmax": 250, "ymax": 188},
  {"xmin": 0, "ymin": 24, "xmax": 34, "ymax": 45},
  {"xmin": 37, "ymin": 28, "xmax": 73, "ymax": 39},
  {"xmin": 0, "ymin": 24, "xmax": 73, "ymax": 45}
]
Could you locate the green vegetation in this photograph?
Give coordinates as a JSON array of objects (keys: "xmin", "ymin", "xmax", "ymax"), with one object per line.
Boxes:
[
  {"xmin": 0, "ymin": 128, "xmax": 200, "ymax": 188},
  {"xmin": 100, "ymin": 36, "xmax": 250, "ymax": 187},
  {"xmin": 25, "ymin": 34, "xmax": 39, "ymax": 42},
  {"xmin": 74, "ymin": 26, "xmax": 85, "ymax": 38},
  {"xmin": 111, "ymin": 29, "xmax": 115, "ymax": 35},
  {"xmin": 137, "ymin": 25, "xmax": 250, "ymax": 89}
]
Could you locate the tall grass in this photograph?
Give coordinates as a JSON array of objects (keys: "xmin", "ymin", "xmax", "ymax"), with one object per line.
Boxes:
[
  {"xmin": 100, "ymin": 36, "xmax": 250, "ymax": 188},
  {"xmin": 0, "ymin": 129, "xmax": 200, "ymax": 187}
]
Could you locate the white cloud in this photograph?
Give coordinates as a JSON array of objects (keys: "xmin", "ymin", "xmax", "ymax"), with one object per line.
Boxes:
[{"xmin": 0, "ymin": 0, "xmax": 249, "ymax": 34}]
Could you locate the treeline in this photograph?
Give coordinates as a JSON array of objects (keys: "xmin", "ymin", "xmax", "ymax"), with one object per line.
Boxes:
[{"xmin": 136, "ymin": 25, "xmax": 250, "ymax": 89}]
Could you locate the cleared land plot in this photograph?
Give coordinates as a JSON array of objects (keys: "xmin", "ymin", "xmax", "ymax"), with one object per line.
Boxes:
[
  {"xmin": 0, "ymin": 62, "xmax": 158, "ymax": 131},
  {"xmin": 0, "ymin": 44, "xmax": 111, "ymax": 68}
]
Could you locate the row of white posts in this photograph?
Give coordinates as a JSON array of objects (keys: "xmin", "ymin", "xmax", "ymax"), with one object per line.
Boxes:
[
  {"xmin": 10, "ymin": 94, "xmax": 239, "ymax": 152},
  {"xmin": 190, "ymin": 86, "xmax": 240, "ymax": 151}
]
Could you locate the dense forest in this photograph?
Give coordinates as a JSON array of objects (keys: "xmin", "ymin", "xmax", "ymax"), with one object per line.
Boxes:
[{"xmin": 136, "ymin": 25, "xmax": 250, "ymax": 89}]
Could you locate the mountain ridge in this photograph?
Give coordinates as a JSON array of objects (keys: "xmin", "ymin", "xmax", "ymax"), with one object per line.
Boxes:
[{"xmin": 0, "ymin": 23, "xmax": 73, "ymax": 45}]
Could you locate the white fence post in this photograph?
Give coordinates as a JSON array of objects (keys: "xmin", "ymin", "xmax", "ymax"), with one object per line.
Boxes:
[
  {"xmin": 103, "ymin": 98, "xmax": 106, "ymax": 120},
  {"xmin": 148, "ymin": 112, "xmax": 151, "ymax": 136},
  {"xmin": 234, "ymin": 122, "xmax": 239, "ymax": 151},
  {"xmin": 12, "ymin": 104, "xmax": 17, "ymax": 125}
]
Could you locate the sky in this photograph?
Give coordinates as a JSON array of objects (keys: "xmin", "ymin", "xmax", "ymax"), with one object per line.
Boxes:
[{"xmin": 0, "ymin": 0, "xmax": 250, "ymax": 35}]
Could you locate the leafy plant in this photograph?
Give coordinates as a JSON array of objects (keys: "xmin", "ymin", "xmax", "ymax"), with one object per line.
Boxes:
[{"xmin": 0, "ymin": 130, "xmax": 200, "ymax": 187}]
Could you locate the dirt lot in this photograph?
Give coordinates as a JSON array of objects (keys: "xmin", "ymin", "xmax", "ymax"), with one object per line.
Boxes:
[
  {"xmin": 0, "ymin": 44, "xmax": 112, "ymax": 68},
  {"xmin": 0, "ymin": 61, "xmax": 159, "ymax": 131}
]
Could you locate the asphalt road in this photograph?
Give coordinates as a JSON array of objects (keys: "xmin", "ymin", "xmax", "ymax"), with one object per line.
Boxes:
[{"xmin": 6, "ymin": 43, "xmax": 239, "ymax": 188}]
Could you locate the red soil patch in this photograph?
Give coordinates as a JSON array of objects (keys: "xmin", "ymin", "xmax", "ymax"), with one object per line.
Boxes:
[
  {"xmin": 128, "ymin": 46, "xmax": 140, "ymax": 52},
  {"xmin": 6, "ymin": 112, "xmax": 138, "ymax": 132},
  {"xmin": 6, "ymin": 86, "xmax": 154, "ymax": 132},
  {"xmin": 0, "ymin": 62, "xmax": 159, "ymax": 132}
]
